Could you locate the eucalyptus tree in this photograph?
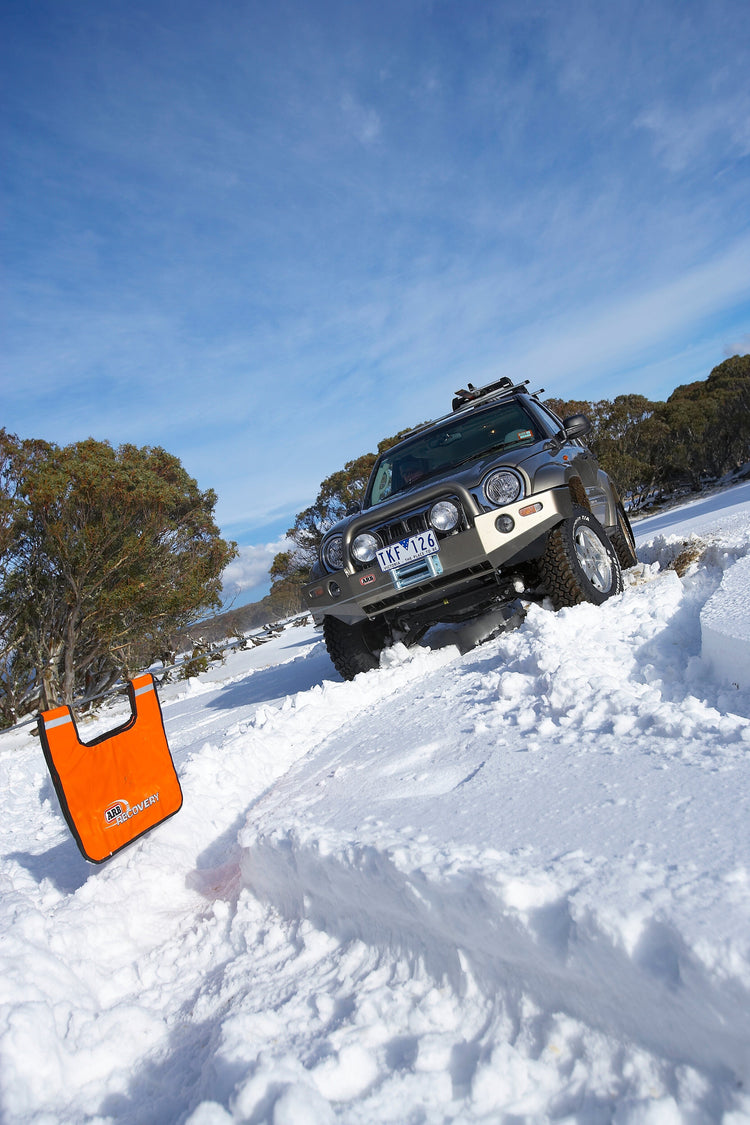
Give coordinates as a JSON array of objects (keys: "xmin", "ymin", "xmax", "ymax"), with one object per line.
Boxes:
[{"xmin": 0, "ymin": 431, "xmax": 236, "ymax": 725}]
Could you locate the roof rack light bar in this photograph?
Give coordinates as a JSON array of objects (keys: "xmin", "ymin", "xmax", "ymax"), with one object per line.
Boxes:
[{"xmin": 451, "ymin": 377, "xmax": 531, "ymax": 411}]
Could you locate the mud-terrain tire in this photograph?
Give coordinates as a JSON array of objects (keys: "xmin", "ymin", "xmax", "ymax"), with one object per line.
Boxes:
[
  {"xmin": 322, "ymin": 615, "xmax": 392, "ymax": 680},
  {"xmin": 610, "ymin": 501, "xmax": 638, "ymax": 570},
  {"xmin": 539, "ymin": 505, "xmax": 624, "ymax": 610}
]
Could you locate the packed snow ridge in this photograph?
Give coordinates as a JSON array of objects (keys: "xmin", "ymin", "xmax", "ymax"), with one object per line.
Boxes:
[
  {"xmin": 701, "ymin": 551, "xmax": 750, "ymax": 692},
  {"xmin": 1, "ymin": 483, "xmax": 750, "ymax": 1124}
]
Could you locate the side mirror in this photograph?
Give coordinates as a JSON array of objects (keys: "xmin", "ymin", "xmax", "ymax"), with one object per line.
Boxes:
[
  {"xmin": 345, "ymin": 501, "xmax": 362, "ymax": 515},
  {"xmin": 562, "ymin": 414, "xmax": 591, "ymax": 440}
]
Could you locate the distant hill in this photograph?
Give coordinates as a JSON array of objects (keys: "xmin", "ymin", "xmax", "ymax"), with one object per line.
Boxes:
[{"xmin": 173, "ymin": 595, "xmax": 309, "ymax": 651}]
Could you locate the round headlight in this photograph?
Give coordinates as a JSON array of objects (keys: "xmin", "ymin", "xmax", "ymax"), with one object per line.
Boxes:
[
  {"xmin": 322, "ymin": 535, "xmax": 344, "ymax": 571},
  {"xmin": 483, "ymin": 469, "xmax": 523, "ymax": 508},
  {"xmin": 351, "ymin": 532, "xmax": 380, "ymax": 563},
  {"xmin": 429, "ymin": 500, "xmax": 460, "ymax": 532}
]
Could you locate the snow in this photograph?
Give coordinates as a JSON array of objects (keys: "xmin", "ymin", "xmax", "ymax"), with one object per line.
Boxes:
[
  {"xmin": 701, "ymin": 554, "xmax": 750, "ymax": 692},
  {"xmin": 2, "ymin": 483, "xmax": 750, "ymax": 1124}
]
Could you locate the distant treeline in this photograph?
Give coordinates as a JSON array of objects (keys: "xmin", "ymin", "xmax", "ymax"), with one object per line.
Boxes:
[
  {"xmin": 267, "ymin": 354, "xmax": 750, "ymax": 612},
  {"xmin": 544, "ymin": 353, "xmax": 750, "ymax": 506}
]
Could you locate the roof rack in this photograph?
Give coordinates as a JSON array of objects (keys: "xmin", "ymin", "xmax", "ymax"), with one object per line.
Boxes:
[
  {"xmin": 388, "ymin": 378, "xmax": 546, "ymax": 447},
  {"xmin": 451, "ymin": 377, "xmax": 533, "ymax": 412}
]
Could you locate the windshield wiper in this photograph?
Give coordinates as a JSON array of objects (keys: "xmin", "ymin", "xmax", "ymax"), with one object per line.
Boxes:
[{"xmin": 448, "ymin": 440, "xmax": 510, "ymax": 469}]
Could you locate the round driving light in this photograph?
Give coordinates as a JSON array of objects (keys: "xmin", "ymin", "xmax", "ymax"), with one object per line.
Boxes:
[
  {"xmin": 328, "ymin": 581, "xmax": 341, "ymax": 597},
  {"xmin": 322, "ymin": 535, "xmax": 344, "ymax": 571},
  {"xmin": 484, "ymin": 469, "xmax": 523, "ymax": 507},
  {"xmin": 429, "ymin": 500, "xmax": 460, "ymax": 532},
  {"xmin": 351, "ymin": 532, "xmax": 380, "ymax": 563},
  {"xmin": 495, "ymin": 514, "xmax": 515, "ymax": 533}
]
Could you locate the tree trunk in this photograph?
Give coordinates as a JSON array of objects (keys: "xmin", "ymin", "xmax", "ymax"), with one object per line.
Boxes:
[
  {"xmin": 40, "ymin": 640, "xmax": 63, "ymax": 710},
  {"xmin": 62, "ymin": 601, "xmax": 81, "ymax": 705}
]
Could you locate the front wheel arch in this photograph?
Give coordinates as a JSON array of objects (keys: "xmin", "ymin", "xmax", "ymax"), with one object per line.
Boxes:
[{"xmin": 610, "ymin": 501, "xmax": 638, "ymax": 570}]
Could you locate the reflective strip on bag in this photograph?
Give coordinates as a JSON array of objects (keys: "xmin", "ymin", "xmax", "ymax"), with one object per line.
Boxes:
[{"xmin": 44, "ymin": 714, "xmax": 74, "ymax": 730}]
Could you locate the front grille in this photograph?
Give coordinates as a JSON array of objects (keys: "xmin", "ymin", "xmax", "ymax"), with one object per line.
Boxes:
[
  {"xmin": 378, "ymin": 510, "xmax": 430, "ymax": 546},
  {"xmin": 362, "ymin": 560, "xmax": 493, "ymax": 614},
  {"xmin": 352, "ymin": 496, "xmax": 468, "ymax": 568}
]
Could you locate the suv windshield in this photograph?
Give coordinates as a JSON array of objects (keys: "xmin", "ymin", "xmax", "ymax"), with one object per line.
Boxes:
[{"xmin": 366, "ymin": 400, "xmax": 541, "ymax": 506}]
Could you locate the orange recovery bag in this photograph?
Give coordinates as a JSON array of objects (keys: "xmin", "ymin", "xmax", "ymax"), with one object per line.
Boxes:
[{"xmin": 38, "ymin": 673, "xmax": 183, "ymax": 863}]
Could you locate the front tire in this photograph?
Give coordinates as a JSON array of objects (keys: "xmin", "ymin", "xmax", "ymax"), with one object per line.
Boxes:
[
  {"xmin": 539, "ymin": 505, "xmax": 624, "ymax": 609},
  {"xmin": 322, "ymin": 615, "xmax": 391, "ymax": 680}
]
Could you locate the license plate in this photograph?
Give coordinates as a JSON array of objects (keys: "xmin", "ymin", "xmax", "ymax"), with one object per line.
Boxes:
[{"xmin": 376, "ymin": 531, "xmax": 439, "ymax": 572}]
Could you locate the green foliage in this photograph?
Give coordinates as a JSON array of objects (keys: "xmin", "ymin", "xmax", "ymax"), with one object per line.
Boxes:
[
  {"xmin": 178, "ymin": 640, "xmax": 226, "ymax": 681},
  {"xmin": 659, "ymin": 355, "xmax": 750, "ymax": 486},
  {"xmin": 0, "ymin": 433, "xmax": 237, "ymax": 725},
  {"xmin": 545, "ymin": 356, "xmax": 749, "ymax": 500}
]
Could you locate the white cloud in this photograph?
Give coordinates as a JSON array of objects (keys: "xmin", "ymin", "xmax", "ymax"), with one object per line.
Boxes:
[
  {"xmin": 341, "ymin": 93, "xmax": 382, "ymax": 145},
  {"xmin": 221, "ymin": 537, "xmax": 292, "ymax": 598},
  {"xmin": 635, "ymin": 96, "xmax": 750, "ymax": 174},
  {"xmin": 725, "ymin": 334, "xmax": 750, "ymax": 358}
]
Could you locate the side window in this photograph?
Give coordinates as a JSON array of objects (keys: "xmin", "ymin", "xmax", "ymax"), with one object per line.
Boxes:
[
  {"xmin": 371, "ymin": 464, "xmax": 392, "ymax": 504},
  {"xmin": 531, "ymin": 402, "xmax": 564, "ymax": 438}
]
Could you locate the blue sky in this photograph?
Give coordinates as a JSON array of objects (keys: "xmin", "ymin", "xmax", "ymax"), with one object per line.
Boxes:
[{"xmin": 3, "ymin": 0, "xmax": 749, "ymax": 602}]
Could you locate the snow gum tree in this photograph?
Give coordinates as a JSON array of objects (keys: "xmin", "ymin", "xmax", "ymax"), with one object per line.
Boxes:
[
  {"xmin": 661, "ymin": 355, "xmax": 750, "ymax": 486},
  {"xmin": 0, "ymin": 431, "xmax": 237, "ymax": 726}
]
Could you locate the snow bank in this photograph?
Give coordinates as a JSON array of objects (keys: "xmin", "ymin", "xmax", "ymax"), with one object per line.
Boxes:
[
  {"xmin": 632, "ymin": 481, "xmax": 750, "ymax": 695},
  {"xmin": 701, "ymin": 553, "xmax": 750, "ymax": 692}
]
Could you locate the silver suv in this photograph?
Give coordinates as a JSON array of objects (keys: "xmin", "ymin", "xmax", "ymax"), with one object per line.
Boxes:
[{"xmin": 303, "ymin": 378, "xmax": 637, "ymax": 680}]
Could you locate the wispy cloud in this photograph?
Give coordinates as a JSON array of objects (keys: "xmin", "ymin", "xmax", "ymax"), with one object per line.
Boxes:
[
  {"xmin": 341, "ymin": 93, "xmax": 382, "ymax": 145},
  {"xmin": 636, "ymin": 99, "xmax": 750, "ymax": 173},
  {"xmin": 725, "ymin": 334, "xmax": 750, "ymax": 358},
  {"xmin": 483, "ymin": 238, "xmax": 750, "ymax": 394}
]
